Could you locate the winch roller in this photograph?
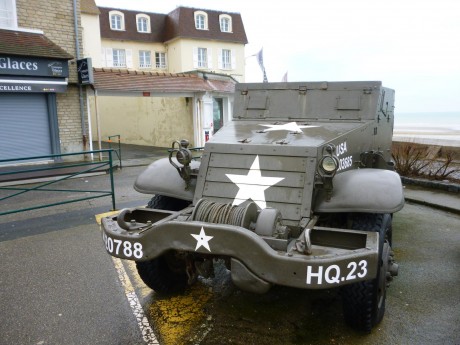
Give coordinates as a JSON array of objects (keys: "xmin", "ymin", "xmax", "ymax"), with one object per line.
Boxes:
[{"xmin": 191, "ymin": 198, "xmax": 258, "ymax": 229}]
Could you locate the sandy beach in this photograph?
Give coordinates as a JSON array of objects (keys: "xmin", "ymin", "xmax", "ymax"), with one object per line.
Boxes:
[{"xmin": 393, "ymin": 112, "xmax": 460, "ymax": 148}]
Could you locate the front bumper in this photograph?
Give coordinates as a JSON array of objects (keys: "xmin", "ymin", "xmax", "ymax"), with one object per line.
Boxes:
[{"xmin": 101, "ymin": 208, "xmax": 379, "ymax": 289}]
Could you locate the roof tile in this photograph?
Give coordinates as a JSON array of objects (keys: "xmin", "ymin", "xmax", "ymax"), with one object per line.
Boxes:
[
  {"xmin": 0, "ymin": 29, "xmax": 73, "ymax": 59},
  {"xmin": 99, "ymin": 6, "xmax": 247, "ymax": 44},
  {"xmin": 93, "ymin": 68, "xmax": 236, "ymax": 93},
  {"xmin": 164, "ymin": 7, "xmax": 248, "ymax": 44},
  {"xmin": 99, "ymin": 7, "xmax": 166, "ymax": 42}
]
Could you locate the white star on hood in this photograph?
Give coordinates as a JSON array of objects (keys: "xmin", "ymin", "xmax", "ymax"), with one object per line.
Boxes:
[
  {"xmin": 260, "ymin": 122, "xmax": 318, "ymax": 133},
  {"xmin": 226, "ymin": 155, "xmax": 285, "ymax": 209},
  {"xmin": 191, "ymin": 227, "xmax": 213, "ymax": 252}
]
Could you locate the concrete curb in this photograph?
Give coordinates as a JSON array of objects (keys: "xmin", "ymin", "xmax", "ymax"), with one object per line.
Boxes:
[
  {"xmin": 401, "ymin": 176, "xmax": 460, "ymax": 193},
  {"xmin": 401, "ymin": 176, "xmax": 460, "ymax": 214},
  {"xmin": 403, "ymin": 195, "xmax": 460, "ymax": 215}
]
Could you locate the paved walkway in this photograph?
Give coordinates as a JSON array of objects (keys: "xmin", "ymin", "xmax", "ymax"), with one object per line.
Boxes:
[
  {"xmin": 94, "ymin": 141, "xmax": 169, "ymax": 167},
  {"xmin": 403, "ymin": 185, "xmax": 460, "ymax": 214}
]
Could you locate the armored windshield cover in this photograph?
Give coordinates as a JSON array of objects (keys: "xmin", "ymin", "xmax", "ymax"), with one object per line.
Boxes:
[{"xmin": 233, "ymin": 81, "xmax": 389, "ymax": 121}]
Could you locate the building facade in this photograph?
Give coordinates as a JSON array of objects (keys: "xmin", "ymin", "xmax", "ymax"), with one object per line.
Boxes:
[
  {"xmin": 81, "ymin": 2, "xmax": 247, "ymax": 147},
  {"xmin": 0, "ymin": 0, "xmax": 89, "ymax": 162},
  {"xmin": 88, "ymin": 6, "xmax": 247, "ymax": 82}
]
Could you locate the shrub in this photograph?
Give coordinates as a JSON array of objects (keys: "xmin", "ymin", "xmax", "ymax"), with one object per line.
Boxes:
[{"xmin": 392, "ymin": 142, "xmax": 460, "ymax": 181}]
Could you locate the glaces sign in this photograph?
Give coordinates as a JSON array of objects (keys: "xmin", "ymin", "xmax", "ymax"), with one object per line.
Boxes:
[
  {"xmin": 0, "ymin": 57, "xmax": 38, "ymax": 71},
  {"xmin": 0, "ymin": 55, "xmax": 69, "ymax": 77}
]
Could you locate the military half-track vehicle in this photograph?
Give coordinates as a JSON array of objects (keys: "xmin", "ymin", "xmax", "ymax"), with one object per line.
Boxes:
[{"xmin": 101, "ymin": 81, "xmax": 404, "ymax": 332}]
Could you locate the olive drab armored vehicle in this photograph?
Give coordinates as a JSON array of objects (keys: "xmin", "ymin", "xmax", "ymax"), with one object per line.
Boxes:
[{"xmin": 100, "ymin": 81, "xmax": 403, "ymax": 332}]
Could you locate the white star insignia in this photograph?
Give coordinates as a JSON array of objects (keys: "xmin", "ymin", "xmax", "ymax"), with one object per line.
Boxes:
[
  {"xmin": 260, "ymin": 122, "xmax": 318, "ymax": 133},
  {"xmin": 191, "ymin": 227, "xmax": 213, "ymax": 252},
  {"xmin": 226, "ymin": 156, "xmax": 285, "ymax": 209}
]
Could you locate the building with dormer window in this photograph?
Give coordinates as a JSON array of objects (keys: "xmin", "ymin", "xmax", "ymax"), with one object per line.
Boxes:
[
  {"xmin": 83, "ymin": 5, "xmax": 247, "ymax": 81},
  {"xmin": 81, "ymin": 1, "xmax": 248, "ymax": 148}
]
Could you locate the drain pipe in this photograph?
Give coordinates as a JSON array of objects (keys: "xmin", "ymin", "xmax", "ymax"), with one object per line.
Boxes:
[{"xmin": 73, "ymin": 0, "xmax": 87, "ymax": 150}]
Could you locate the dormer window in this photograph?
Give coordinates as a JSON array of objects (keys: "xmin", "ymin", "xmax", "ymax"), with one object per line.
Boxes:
[
  {"xmin": 109, "ymin": 10, "xmax": 125, "ymax": 31},
  {"xmin": 219, "ymin": 14, "xmax": 232, "ymax": 33},
  {"xmin": 136, "ymin": 14, "xmax": 150, "ymax": 33},
  {"xmin": 194, "ymin": 11, "xmax": 208, "ymax": 30}
]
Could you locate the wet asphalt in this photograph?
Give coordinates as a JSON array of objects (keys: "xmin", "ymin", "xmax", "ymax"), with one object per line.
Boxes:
[{"xmin": 0, "ymin": 166, "xmax": 150, "ymax": 345}]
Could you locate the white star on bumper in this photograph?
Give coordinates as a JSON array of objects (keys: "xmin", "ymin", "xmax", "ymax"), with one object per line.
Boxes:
[
  {"xmin": 191, "ymin": 227, "xmax": 213, "ymax": 252},
  {"xmin": 260, "ymin": 122, "xmax": 318, "ymax": 133},
  {"xmin": 225, "ymin": 155, "xmax": 285, "ymax": 209}
]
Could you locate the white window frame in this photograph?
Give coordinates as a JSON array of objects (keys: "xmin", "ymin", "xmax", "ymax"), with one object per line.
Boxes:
[
  {"xmin": 193, "ymin": 47, "xmax": 212, "ymax": 69},
  {"xmin": 113, "ymin": 49, "xmax": 126, "ymax": 67},
  {"xmin": 194, "ymin": 11, "xmax": 208, "ymax": 30},
  {"xmin": 136, "ymin": 14, "xmax": 150, "ymax": 33},
  {"xmin": 0, "ymin": 0, "xmax": 17, "ymax": 29},
  {"xmin": 221, "ymin": 49, "xmax": 232, "ymax": 70},
  {"xmin": 155, "ymin": 52, "xmax": 167, "ymax": 69},
  {"xmin": 109, "ymin": 10, "xmax": 125, "ymax": 31},
  {"xmin": 139, "ymin": 50, "xmax": 151, "ymax": 68},
  {"xmin": 219, "ymin": 14, "xmax": 232, "ymax": 33},
  {"xmin": 197, "ymin": 47, "xmax": 208, "ymax": 68},
  {"xmin": 218, "ymin": 49, "xmax": 236, "ymax": 70}
]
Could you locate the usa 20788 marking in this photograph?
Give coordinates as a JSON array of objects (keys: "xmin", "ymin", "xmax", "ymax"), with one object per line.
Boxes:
[
  {"xmin": 306, "ymin": 260, "xmax": 368, "ymax": 285},
  {"xmin": 102, "ymin": 233, "xmax": 143, "ymax": 259}
]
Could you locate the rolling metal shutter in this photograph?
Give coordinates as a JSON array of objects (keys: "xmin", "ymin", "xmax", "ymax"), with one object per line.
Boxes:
[{"xmin": 0, "ymin": 93, "xmax": 52, "ymax": 162}]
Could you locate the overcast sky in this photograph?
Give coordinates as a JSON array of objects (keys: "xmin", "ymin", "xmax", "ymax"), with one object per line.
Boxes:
[{"xmin": 95, "ymin": 0, "xmax": 459, "ymax": 113}]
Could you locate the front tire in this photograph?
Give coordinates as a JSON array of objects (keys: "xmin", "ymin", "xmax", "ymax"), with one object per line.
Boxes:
[
  {"xmin": 341, "ymin": 213, "xmax": 393, "ymax": 332},
  {"xmin": 136, "ymin": 195, "xmax": 191, "ymax": 294},
  {"xmin": 136, "ymin": 250, "xmax": 188, "ymax": 294}
]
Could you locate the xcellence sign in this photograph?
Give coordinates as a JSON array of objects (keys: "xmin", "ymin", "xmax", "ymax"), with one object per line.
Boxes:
[
  {"xmin": 0, "ymin": 55, "xmax": 69, "ymax": 78},
  {"xmin": 0, "ymin": 79, "xmax": 67, "ymax": 93}
]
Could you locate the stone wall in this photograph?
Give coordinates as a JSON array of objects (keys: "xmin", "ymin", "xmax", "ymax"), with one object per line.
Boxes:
[
  {"xmin": 16, "ymin": 0, "xmax": 89, "ymax": 153},
  {"xmin": 57, "ymin": 85, "xmax": 88, "ymax": 153}
]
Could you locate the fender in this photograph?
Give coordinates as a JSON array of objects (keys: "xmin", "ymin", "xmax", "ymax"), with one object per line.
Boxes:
[
  {"xmin": 134, "ymin": 158, "xmax": 199, "ymax": 201},
  {"xmin": 315, "ymin": 169, "xmax": 404, "ymax": 214}
]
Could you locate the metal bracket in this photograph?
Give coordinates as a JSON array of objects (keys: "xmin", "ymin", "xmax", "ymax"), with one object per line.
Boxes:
[{"xmin": 293, "ymin": 215, "xmax": 318, "ymax": 255}]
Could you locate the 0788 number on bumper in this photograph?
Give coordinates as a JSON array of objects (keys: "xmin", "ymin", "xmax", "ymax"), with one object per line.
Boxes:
[{"xmin": 102, "ymin": 233, "xmax": 143, "ymax": 259}]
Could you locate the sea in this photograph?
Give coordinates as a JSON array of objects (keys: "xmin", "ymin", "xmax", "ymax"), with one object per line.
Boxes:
[{"xmin": 393, "ymin": 112, "xmax": 460, "ymax": 147}]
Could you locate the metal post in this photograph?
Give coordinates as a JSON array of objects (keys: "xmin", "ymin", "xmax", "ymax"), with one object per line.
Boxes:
[
  {"xmin": 94, "ymin": 89, "xmax": 103, "ymax": 161},
  {"xmin": 108, "ymin": 149, "xmax": 116, "ymax": 210},
  {"xmin": 117, "ymin": 135, "xmax": 122, "ymax": 169}
]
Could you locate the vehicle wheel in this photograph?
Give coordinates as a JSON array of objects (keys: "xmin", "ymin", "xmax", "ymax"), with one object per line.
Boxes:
[
  {"xmin": 146, "ymin": 194, "xmax": 190, "ymax": 211},
  {"xmin": 341, "ymin": 213, "xmax": 393, "ymax": 332},
  {"xmin": 136, "ymin": 195, "xmax": 191, "ymax": 294},
  {"xmin": 136, "ymin": 250, "xmax": 188, "ymax": 294}
]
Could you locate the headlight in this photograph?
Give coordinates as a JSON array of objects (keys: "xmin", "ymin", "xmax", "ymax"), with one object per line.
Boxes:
[{"xmin": 320, "ymin": 156, "xmax": 338, "ymax": 173}]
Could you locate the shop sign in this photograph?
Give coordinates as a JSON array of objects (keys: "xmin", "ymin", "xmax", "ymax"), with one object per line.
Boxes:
[
  {"xmin": 0, "ymin": 55, "xmax": 69, "ymax": 78},
  {"xmin": 77, "ymin": 58, "xmax": 93, "ymax": 85},
  {"xmin": 0, "ymin": 79, "xmax": 67, "ymax": 93}
]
